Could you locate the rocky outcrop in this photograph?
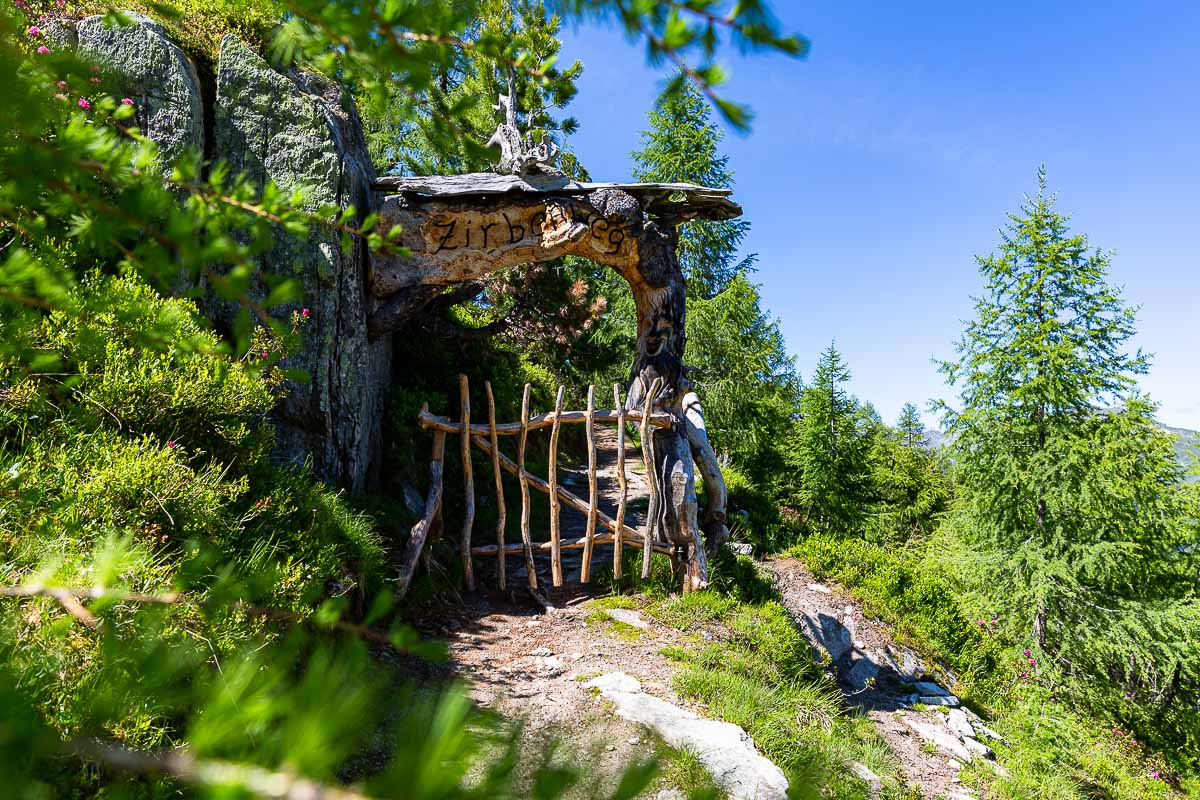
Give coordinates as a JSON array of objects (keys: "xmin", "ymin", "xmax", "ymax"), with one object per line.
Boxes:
[
  {"xmin": 213, "ymin": 35, "xmax": 389, "ymax": 491},
  {"xmin": 58, "ymin": 14, "xmax": 389, "ymax": 490},
  {"xmin": 63, "ymin": 13, "xmax": 205, "ymax": 170}
]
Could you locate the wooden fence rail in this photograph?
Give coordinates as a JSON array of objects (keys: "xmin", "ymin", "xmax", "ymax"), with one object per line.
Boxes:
[{"xmin": 396, "ymin": 375, "xmax": 670, "ymax": 596}]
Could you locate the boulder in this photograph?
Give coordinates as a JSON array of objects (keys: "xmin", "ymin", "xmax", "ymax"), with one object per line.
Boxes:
[
  {"xmin": 947, "ymin": 708, "xmax": 976, "ymax": 740},
  {"xmin": 846, "ymin": 654, "xmax": 880, "ymax": 690},
  {"xmin": 213, "ymin": 35, "xmax": 389, "ymax": 490},
  {"xmin": 586, "ymin": 672, "xmax": 788, "ymax": 800},
  {"xmin": 912, "ymin": 680, "xmax": 950, "ymax": 697},
  {"xmin": 901, "ymin": 716, "xmax": 971, "ymax": 761},
  {"xmin": 70, "ymin": 13, "xmax": 205, "ymax": 170}
]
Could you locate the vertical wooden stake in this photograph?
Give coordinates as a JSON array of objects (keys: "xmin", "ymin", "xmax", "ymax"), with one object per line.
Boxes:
[
  {"xmin": 485, "ymin": 381, "xmax": 506, "ymax": 591},
  {"xmin": 612, "ymin": 384, "xmax": 627, "ymax": 580},
  {"xmin": 548, "ymin": 385, "xmax": 566, "ymax": 587},
  {"xmin": 580, "ymin": 385, "xmax": 599, "ymax": 583},
  {"xmin": 459, "ymin": 374, "xmax": 475, "ymax": 591},
  {"xmin": 517, "ymin": 383, "xmax": 536, "ymax": 589},
  {"xmin": 640, "ymin": 378, "xmax": 662, "ymax": 580},
  {"xmin": 396, "ymin": 426, "xmax": 445, "ymax": 598}
]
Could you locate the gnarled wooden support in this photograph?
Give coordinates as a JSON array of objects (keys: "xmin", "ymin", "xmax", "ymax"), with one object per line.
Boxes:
[{"xmin": 369, "ymin": 175, "xmax": 742, "ymax": 588}]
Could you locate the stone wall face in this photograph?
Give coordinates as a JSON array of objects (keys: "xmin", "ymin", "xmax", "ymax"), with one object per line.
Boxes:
[
  {"xmin": 213, "ymin": 35, "xmax": 390, "ymax": 492},
  {"xmin": 67, "ymin": 15, "xmax": 389, "ymax": 491}
]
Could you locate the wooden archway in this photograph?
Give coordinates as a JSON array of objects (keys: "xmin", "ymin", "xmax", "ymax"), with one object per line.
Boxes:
[{"xmin": 369, "ymin": 172, "xmax": 738, "ymax": 589}]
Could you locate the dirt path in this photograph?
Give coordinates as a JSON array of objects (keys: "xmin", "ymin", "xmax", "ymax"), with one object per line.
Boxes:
[
  {"xmin": 417, "ymin": 430, "xmax": 1006, "ymax": 798},
  {"xmin": 764, "ymin": 556, "xmax": 1007, "ymax": 800}
]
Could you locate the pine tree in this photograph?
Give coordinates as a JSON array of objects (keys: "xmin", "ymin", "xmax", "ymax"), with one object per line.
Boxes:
[
  {"xmin": 790, "ymin": 342, "xmax": 874, "ymax": 535},
  {"xmin": 866, "ymin": 406, "xmax": 947, "ymax": 543},
  {"xmin": 938, "ymin": 170, "xmax": 1197, "ymax": 714},
  {"xmin": 896, "ymin": 402, "xmax": 925, "ymax": 448},
  {"xmin": 684, "ymin": 274, "xmax": 799, "ymax": 473},
  {"xmin": 632, "ymin": 79, "xmax": 752, "ymax": 299}
]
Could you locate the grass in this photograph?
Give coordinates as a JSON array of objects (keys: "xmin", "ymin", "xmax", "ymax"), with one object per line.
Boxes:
[
  {"xmin": 660, "ymin": 745, "xmax": 726, "ymax": 800},
  {"xmin": 591, "ymin": 550, "xmax": 921, "ymax": 800},
  {"xmin": 788, "ymin": 532, "xmax": 1191, "ymax": 800}
]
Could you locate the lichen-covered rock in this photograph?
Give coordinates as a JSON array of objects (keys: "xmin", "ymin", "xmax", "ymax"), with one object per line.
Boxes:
[
  {"xmin": 71, "ymin": 13, "xmax": 205, "ymax": 169},
  {"xmin": 213, "ymin": 34, "xmax": 389, "ymax": 490}
]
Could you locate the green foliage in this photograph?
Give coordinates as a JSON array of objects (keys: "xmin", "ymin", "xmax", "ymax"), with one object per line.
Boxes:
[
  {"xmin": 788, "ymin": 343, "xmax": 874, "ymax": 536},
  {"xmin": 936, "ymin": 169, "xmax": 1199, "ymax": 768},
  {"xmin": 863, "ymin": 408, "xmax": 949, "ymax": 544},
  {"xmin": 69, "ymin": 0, "xmax": 282, "ymax": 61},
  {"xmin": 0, "ymin": 0, "xmax": 809, "ymax": 794},
  {"xmin": 789, "ymin": 534, "xmax": 1004, "ymax": 693},
  {"xmin": 633, "ymin": 79, "xmax": 753, "ymax": 299},
  {"xmin": 685, "ymin": 275, "xmax": 800, "ymax": 477}
]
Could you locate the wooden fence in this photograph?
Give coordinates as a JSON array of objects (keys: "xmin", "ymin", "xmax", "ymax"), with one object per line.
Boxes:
[{"xmin": 396, "ymin": 375, "xmax": 673, "ymax": 595}]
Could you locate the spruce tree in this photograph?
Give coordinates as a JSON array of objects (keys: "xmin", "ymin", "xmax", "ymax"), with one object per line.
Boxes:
[
  {"xmin": 867, "ymin": 406, "xmax": 947, "ymax": 543},
  {"xmin": 685, "ymin": 274, "xmax": 799, "ymax": 474},
  {"xmin": 896, "ymin": 402, "xmax": 925, "ymax": 448},
  {"xmin": 790, "ymin": 342, "xmax": 873, "ymax": 535},
  {"xmin": 632, "ymin": 80, "xmax": 752, "ymax": 299},
  {"xmin": 938, "ymin": 170, "xmax": 1197, "ymax": 714}
]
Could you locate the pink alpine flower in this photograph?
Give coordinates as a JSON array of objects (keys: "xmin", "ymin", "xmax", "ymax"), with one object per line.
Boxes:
[
  {"xmin": 301, "ymin": 307, "xmax": 310, "ymax": 317},
  {"xmin": 27, "ymin": 24, "xmax": 40, "ymax": 35},
  {"xmin": 36, "ymin": 45, "xmax": 50, "ymax": 54},
  {"xmin": 1023, "ymin": 648, "xmax": 1031, "ymax": 656},
  {"xmin": 77, "ymin": 97, "xmax": 90, "ymax": 110},
  {"xmin": 121, "ymin": 97, "xmax": 133, "ymax": 105},
  {"xmin": 57, "ymin": 80, "xmax": 67, "ymax": 88},
  {"xmin": 54, "ymin": 92, "xmax": 66, "ymax": 100},
  {"xmin": 166, "ymin": 440, "xmax": 176, "ymax": 448},
  {"xmin": 90, "ymin": 76, "xmax": 101, "ymax": 84},
  {"xmin": 1151, "ymin": 770, "xmax": 1160, "ymax": 779},
  {"xmin": 15, "ymin": 1, "xmax": 30, "ymax": 11},
  {"xmin": 1028, "ymin": 658, "xmax": 1036, "ymax": 665}
]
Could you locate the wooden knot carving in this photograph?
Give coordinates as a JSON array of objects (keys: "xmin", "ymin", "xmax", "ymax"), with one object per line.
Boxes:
[{"xmin": 485, "ymin": 69, "xmax": 561, "ymax": 176}]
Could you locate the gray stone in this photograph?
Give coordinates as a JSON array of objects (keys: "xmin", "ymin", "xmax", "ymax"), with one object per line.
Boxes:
[
  {"xmin": 849, "ymin": 762, "xmax": 882, "ymax": 797},
  {"xmin": 919, "ymin": 695, "xmax": 961, "ymax": 707},
  {"xmin": 846, "ymin": 655, "xmax": 880, "ymax": 691},
  {"xmin": 585, "ymin": 672, "xmax": 641, "ymax": 694},
  {"xmin": 606, "ymin": 608, "xmax": 650, "ymax": 629},
  {"xmin": 726, "ymin": 542, "xmax": 754, "ymax": 556},
  {"xmin": 586, "ymin": 672, "xmax": 788, "ymax": 800},
  {"xmin": 818, "ymin": 613, "xmax": 854, "ymax": 663},
  {"xmin": 973, "ymin": 722, "xmax": 1006, "ymax": 744},
  {"xmin": 213, "ymin": 35, "xmax": 389, "ymax": 490},
  {"xmin": 947, "ymin": 708, "xmax": 975, "ymax": 740},
  {"xmin": 913, "ymin": 680, "xmax": 950, "ymax": 697},
  {"xmin": 902, "ymin": 717, "xmax": 971, "ymax": 761},
  {"xmin": 74, "ymin": 12, "xmax": 205, "ymax": 170},
  {"xmin": 892, "ymin": 647, "xmax": 926, "ymax": 680},
  {"xmin": 962, "ymin": 737, "xmax": 994, "ymax": 760},
  {"xmin": 806, "ymin": 583, "xmax": 832, "ymax": 594}
]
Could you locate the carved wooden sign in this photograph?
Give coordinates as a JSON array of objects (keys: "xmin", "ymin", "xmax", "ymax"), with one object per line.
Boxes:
[
  {"xmin": 371, "ymin": 194, "xmax": 640, "ymax": 295},
  {"xmin": 421, "ymin": 200, "xmax": 631, "ymax": 260}
]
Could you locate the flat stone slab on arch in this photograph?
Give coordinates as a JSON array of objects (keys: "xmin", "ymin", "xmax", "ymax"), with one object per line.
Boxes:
[{"xmin": 372, "ymin": 172, "xmax": 743, "ymax": 222}]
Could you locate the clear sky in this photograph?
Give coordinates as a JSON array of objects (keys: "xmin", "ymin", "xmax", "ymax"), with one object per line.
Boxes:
[{"xmin": 558, "ymin": 1, "xmax": 1200, "ymax": 429}]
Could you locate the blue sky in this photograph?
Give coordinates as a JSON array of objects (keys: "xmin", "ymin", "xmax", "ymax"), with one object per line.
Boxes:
[{"xmin": 558, "ymin": 1, "xmax": 1200, "ymax": 429}]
